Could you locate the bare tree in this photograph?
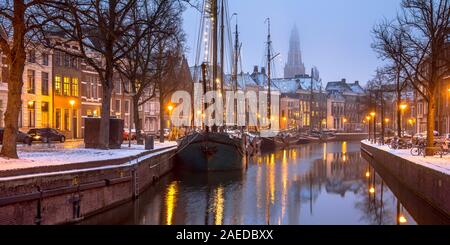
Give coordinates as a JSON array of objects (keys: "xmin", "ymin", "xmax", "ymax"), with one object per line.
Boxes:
[
  {"xmin": 0, "ymin": 0, "xmax": 53, "ymax": 158},
  {"xmin": 372, "ymin": 0, "xmax": 450, "ymax": 154},
  {"xmin": 117, "ymin": 0, "xmax": 184, "ymax": 145},
  {"xmin": 39, "ymin": 0, "xmax": 149, "ymax": 149}
]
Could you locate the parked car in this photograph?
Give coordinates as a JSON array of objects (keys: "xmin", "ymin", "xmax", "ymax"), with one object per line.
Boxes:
[
  {"xmin": 0, "ymin": 128, "xmax": 32, "ymax": 145},
  {"xmin": 123, "ymin": 129, "xmax": 145, "ymax": 141},
  {"xmin": 28, "ymin": 128, "xmax": 66, "ymax": 143}
]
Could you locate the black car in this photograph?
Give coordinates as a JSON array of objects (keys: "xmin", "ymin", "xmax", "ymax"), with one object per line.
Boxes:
[
  {"xmin": 0, "ymin": 128, "xmax": 32, "ymax": 145},
  {"xmin": 28, "ymin": 128, "xmax": 66, "ymax": 143}
]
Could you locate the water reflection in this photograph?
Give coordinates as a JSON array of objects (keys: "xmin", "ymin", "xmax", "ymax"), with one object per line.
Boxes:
[{"xmin": 81, "ymin": 141, "xmax": 450, "ymax": 225}]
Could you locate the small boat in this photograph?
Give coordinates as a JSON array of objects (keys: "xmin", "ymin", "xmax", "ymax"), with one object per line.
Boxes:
[
  {"xmin": 176, "ymin": 132, "xmax": 245, "ymax": 172},
  {"xmin": 260, "ymin": 136, "xmax": 284, "ymax": 152}
]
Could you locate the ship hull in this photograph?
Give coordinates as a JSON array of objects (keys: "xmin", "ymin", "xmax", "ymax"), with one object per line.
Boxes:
[{"xmin": 176, "ymin": 132, "xmax": 245, "ymax": 172}]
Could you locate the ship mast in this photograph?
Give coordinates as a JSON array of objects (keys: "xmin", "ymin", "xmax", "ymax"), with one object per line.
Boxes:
[
  {"xmin": 266, "ymin": 18, "xmax": 272, "ymax": 129},
  {"xmin": 233, "ymin": 13, "xmax": 239, "ymax": 128}
]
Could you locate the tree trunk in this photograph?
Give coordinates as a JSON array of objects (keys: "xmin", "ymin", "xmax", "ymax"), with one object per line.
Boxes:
[
  {"xmin": 397, "ymin": 92, "xmax": 402, "ymax": 138},
  {"xmin": 1, "ymin": 1, "xmax": 26, "ymax": 159},
  {"xmin": 425, "ymin": 87, "xmax": 437, "ymax": 156},
  {"xmin": 98, "ymin": 72, "xmax": 113, "ymax": 149},
  {"xmin": 159, "ymin": 94, "xmax": 165, "ymax": 143},
  {"xmin": 133, "ymin": 97, "xmax": 143, "ymax": 145}
]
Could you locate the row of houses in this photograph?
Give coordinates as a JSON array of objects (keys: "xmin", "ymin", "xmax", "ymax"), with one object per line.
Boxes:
[
  {"xmin": 220, "ymin": 66, "xmax": 366, "ymax": 132},
  {"xmin": 0, "ymin": 44, "xmax": 166, "ymax": 139}
]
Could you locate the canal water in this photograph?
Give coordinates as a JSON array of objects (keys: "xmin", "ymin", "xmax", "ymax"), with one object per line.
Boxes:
[{"xmin": 82, "ymin": 141, "xmax": 450, "ymax": 225}]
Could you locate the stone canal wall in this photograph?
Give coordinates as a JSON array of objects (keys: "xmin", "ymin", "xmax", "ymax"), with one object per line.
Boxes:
[
  {"xmin": 0, "ymin": 147, "xmax": 177, "ymax": 225},
  {"xmin": 335, "ymin": 133, "xmax": 368, "ymax": 141},
  {"xmin": 361, "ymin": 142, "xmax": 450, "ymax": 218}
]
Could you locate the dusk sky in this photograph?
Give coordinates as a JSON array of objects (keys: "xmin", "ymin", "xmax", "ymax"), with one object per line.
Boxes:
[{"xmin": 182, "ymin": 0, "xmax": 402, "ymax": 85}]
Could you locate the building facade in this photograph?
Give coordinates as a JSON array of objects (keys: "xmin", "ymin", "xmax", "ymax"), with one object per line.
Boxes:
[{"xmin": 52, "ymin": 43, "xmax": 82, "ymax": 139}]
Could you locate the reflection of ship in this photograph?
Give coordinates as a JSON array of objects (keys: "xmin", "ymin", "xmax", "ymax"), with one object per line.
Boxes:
[{"xmin": 176, "ymin": 0, "xmax": 245, "ymax": 172}]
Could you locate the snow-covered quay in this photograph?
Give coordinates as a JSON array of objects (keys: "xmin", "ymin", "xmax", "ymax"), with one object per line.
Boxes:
[
  {"xmin": 0, "ymin": 141, "xmax": 178, "ymax": 225},
  {"xmin": 361, "ymin": 140, "xmax": 450, "ymax": 176},
  {"xmin": 0, "ymin": 141, "xmax": 177, "ymax": 176},
  {"xmin": 361, "ymin": 140, "xmax": 450, "ymax": 218}
]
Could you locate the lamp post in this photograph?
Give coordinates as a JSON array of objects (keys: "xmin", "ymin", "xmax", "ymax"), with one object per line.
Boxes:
[
  {"xmin": 370, "ymin": 112, "xmax": 376, "ymax": 143},
  {"xmin": 400, "ymin": 103, "xmax": 407, "ymax": 137},
  {"xmin": 70, "ymin": 100, "xmax": 76, "ymax": 140},
  {"xmin": 366, "ymin": 116, "xmax": 371, "ymax": 142},
  {"xmin": 167, "ymin": 104, "xmax": 174, "ymax": 140}
]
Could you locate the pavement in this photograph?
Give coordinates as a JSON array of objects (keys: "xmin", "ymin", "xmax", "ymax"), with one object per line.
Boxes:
[
  {"xmin": 0, "ymin": 140, "xmax": 178, "ymax": 175},
  {"xmin": 362, "ymin": 140, "xmax": 450, "ymax": 176}
]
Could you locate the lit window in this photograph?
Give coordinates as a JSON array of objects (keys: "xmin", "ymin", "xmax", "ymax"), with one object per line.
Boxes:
[
  {"xmin": 71, "ymin": 78, "xmax": 79, "ymax": 97},
  {"xmin": 55, "ymin": 76, "xmax": 61, "ymax": 95},
  {"xmin": 63, "ymin": 77, "xmax": 70, "ymax": 96}
]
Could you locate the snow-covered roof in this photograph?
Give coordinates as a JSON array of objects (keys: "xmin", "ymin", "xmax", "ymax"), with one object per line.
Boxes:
[
  {"xmin": 326, "ymin": 79, "xmax": 365, "ymax": 96},
  {"xmin": 224, "ymin": 73, "xmax": 259, "ymax": 90}
]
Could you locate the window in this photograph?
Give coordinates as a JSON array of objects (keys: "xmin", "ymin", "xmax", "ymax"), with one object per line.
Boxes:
[
  {"xmin": 115, "ymin": 99, "xmax": 121, "ymax": 113},
  {"xmin": 71, "ymin": 78, "xmax": 79, "ymax": 97},
  {"xmin": 63, "ymin": 77, "xmax": 70, "ymax": 96},
  {"xmin": 28, "ymin": 50, "xmax": 36, "ymax": 63},
  {"xmin": 71, "ymin": 57, "xmax": 78, "ymax": 69},
  {"xmin": 55, "ymin": 109, "xmax": 61, "ymax": 129},
  {"xmin": 41, "ymin": 102, "xmax": 49, "ymax": 127},
  {"xmin": 124, "ymin": 100, "xmax": 130, "ymax": 114},
  {"xmin": 55, "ymin": 51, "xmax": 61, "ymax": 66},
  {"xmin": 28, "ymin": 101, "xmax": 35, "ymax": 128},
  {"xmin": 92, "ymin": 78, "xmax": 98, "ymax": 98},
  {"xmin": 42, "ymin": 53, "xmax": 49, "ymax": 66},
  {"xmin": 64, "ymin": 53, "xmax": 70, "ymax": 67},
  {"xmin": 27, "ymin": 70, "xmax": 35, "ymax": 94},
  {"xmin": 55, "ymin": 76, "xmax": 61, "ymax": 95},
  {"xmin": 115, "ymin": 80, "xmax": 121, "ymax": 94},
  {"xmin": 64, "ymin": 109, "xmax": 70, "ymax": 131},
  {"xmin": 42, "ymin": 72, "xmax": 49, "ymax": 96}
]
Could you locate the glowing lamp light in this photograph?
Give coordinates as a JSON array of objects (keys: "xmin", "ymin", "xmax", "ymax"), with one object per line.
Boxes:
[
  {"xmin": 400, "ymin": 104, "xmax": 408, "ymax": 111},
  {"xmin": 399, "ymin": 215, "xmax": 408, "ymax": 224},
  {"xmin": 69, "ymin": 100, "xmax": 76, "ymax": 107},
  {"xmin": 343, "ymin": 118, "xmax": 348, "ymax": 123},
  {"xmin": 197, "ymin": 110, "xmax": 202, "ymax": 115},
  {"xmin": 167, "ymin": 105, "xmax": 174, "ymax": 112},
  {"xmin": 369, "ymin": 187, "xmax": 375, "ymax": 194},
  {"xmin": 366, "ymin": 116, "xmax": 371, "ymax": 121},
  {"xmin": 283, "ymin": 117, "xmax": 287, "ymax": 121},
  {"xmin": 28, "ymin": 101, "xmax": 34, "ymax": 106},
  {"xmin": 385, "ymin": 118, "xmax": 390, "ymax": 123},
  {"xmin": 370, "ymin": 112, "xmax": 376, "ymax": 117},
  {"xmin": 365, "ymin": 171, "xmax": 370, "ymax": 178}
]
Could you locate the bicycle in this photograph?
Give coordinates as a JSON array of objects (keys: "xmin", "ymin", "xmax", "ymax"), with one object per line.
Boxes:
[{"xmin": 410, "ymin": 141, "xmax": 426, "ymax": 156}]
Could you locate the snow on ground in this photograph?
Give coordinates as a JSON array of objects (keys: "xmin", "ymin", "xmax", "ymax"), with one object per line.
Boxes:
[
  {"xmin": 0, "ymin": 141, "xmax": 177, "ymax": 172},
  {"xmin": 362, "ymin": 140, "xmax": 450, "ymax": 176}
]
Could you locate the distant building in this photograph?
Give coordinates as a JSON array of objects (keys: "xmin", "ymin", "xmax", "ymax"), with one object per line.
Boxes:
[
  {"xmin": 325, "ymin": 79, "xmax": 365, "ymax": 131},
  {"xmin": 284, "ymin": 25, "xmax": 306, "ymax": 78}
]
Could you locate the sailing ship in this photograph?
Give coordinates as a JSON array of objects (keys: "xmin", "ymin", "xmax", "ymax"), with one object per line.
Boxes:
[{"xmin": 176, "ymin": 0, "xmax": 246, "ymax": 172}]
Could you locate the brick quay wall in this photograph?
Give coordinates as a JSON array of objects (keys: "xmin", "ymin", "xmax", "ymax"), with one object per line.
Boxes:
[{"xmin": 0, "ymin": 147, "xmax": 177, "ymax": 225}]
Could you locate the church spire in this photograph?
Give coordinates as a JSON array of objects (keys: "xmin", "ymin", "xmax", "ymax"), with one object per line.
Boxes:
[{"xmin": 284, "ymin": 25, "xmax": 306, "ymax": 78}]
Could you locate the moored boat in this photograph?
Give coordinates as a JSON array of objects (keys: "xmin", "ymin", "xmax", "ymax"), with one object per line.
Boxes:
[{"xmin": 176, "ymin": 132, "xmax": 245, "ymax": 172}]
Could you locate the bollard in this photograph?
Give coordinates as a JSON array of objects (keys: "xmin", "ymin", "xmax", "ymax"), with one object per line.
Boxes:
[{"xmin": 145, "ymin": 135, "xmax": 154, "ymax": 150}]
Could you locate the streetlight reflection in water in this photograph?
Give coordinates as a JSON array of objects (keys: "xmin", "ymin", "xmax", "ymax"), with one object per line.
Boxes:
[{"xmin": 82, "ymin": 141, "xmax": 450, "ymax": 225}]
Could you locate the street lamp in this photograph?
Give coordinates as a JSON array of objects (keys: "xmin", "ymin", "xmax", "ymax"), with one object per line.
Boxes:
[
  {"xmin": 70, "ymin": 100, "xmax": 76, "ymax": 139},
  {"xmin": 400, "ymin": 103, "xmax": 408, "ymax": 137},
  {"xmin": 366, "ymin": 116, "xmax": 371, "ymax": 141},
  {"xmin": 370, "ymin": 112, "xmax": 376, "ymax": 143}
]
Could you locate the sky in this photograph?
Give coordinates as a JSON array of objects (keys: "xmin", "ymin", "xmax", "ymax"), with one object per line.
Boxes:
[{"xmin": 182, "ymin": 0, "xmax": 403, "ymax": 86}]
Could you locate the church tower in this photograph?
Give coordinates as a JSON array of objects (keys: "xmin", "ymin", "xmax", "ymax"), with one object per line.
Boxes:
[{"xmin": 284, "ymin": 25, "xmax": 306, "ymax": 78}]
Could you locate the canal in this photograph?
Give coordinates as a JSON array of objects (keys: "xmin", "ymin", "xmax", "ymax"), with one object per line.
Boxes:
[{"xmin": 81, "ymin": 141, "xmax": 450, "ymax": 225}]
